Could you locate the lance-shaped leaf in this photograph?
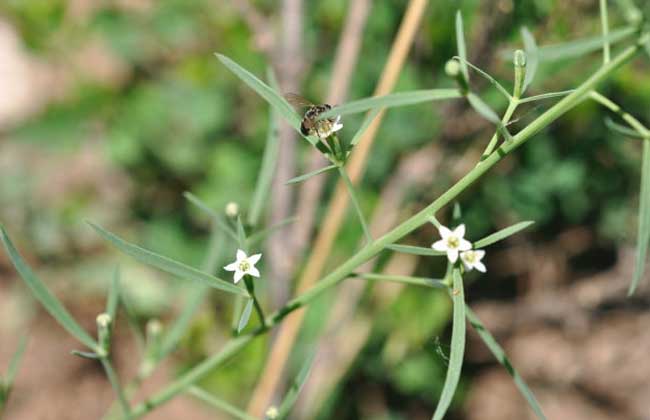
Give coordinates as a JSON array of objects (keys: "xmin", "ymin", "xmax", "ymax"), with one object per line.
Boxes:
[
  {"xmin": 455, "ymin": 10, "xmax": 470, "ymax": 82},
  {"xmin": 89, "ymin": 223, "xmax": 248, "ymax": 297},
  {"xmin": 184, "ymin": 192, "xmax": 238, "ymax": 241},
  {"xmin": 318, "ymin": 89, "xmax": 461, "ymax": 120},
  {"xmin": 466, "ymin": 93, "xmax": 512, "ymax": 141},
  {"xmin": 106, "ymin": 267, "xmax": 120, "ymax": 320},
  {"xmin": 474, "ymin": 221, "xmax": 535, "ymax": 248},
  {"xmin": 605, "ymin": 117, "xmax": 647, "ymax": 139},
  {"xmin": 248, "ymin": 68, "xmax": 281, "ymax": 227},
  {"xmin": 215, "ymin": 53, "xmax": 301, "ymax": 130},
  {"xmin": 537, "ymin": 26, "xmax": 636, "ymax": 62},
  {"xmin": 286, "ymin": 164, "xmax": 337, "ymax": 185},
  {"xmin": 466, "ymin": 306, "xmax": 546, "ymax": 419},
  {"xmin": 277, "ymin": 351, "xmax": 316, "ymax": 419},
  {"xmin": 519, "ymin": 89, "xmax": 575, "ymax": 104},
  {"xmin": 248, "ymin": 217, "xmax": 297, "ymax": 247},
  {"xmin": 386, "ymin": 244, "xmax": 446, "ymax": 256},
  {"xmin": 432, "ymin": 269, "xmax": 466, "ymax": 420},
  {"xmin": 350, "ymin": 108, "xmax": 381, "ymax": 146},
  {"xmin": 630, "ymin": 140, "xmax": 650, "ymax": 295},
  {"xmin": 236, "ymin": 299, "xmax": 254, "ymax": 334},
  {"xmin": 0, "ymin": 227, "xmax": 99, "ymax": 350},
  {"xmin": 352, "ymin": 272, "xmax": 445, "ymax": 289},
  {"xmin": 188, "ymin": 387, "xmax": 256, "ymax": 420},
  {"xmin": 521, "ymin": 27, "xmax": 539, "ymax": 94},
  {"xmin": 4, "ymin": 335, "xmax": 28, "ymax": 393}
]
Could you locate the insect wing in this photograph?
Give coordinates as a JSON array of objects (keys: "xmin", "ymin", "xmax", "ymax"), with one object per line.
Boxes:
[{"xmin": 284, "ymin": 93, "xmax": 315, "ymax": 108}]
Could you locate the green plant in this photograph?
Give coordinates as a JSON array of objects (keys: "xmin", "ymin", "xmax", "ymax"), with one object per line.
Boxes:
[{"xmin": 2, "ymin": 2, "xmax": 650, "ymax": 419}]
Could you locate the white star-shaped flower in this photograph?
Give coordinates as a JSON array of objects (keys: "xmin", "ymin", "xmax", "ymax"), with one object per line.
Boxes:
[
  {"xmin": 224, "ymin": 249, "xmax": 262, "ymax": 283},
  {"xmin": 432, "ymin": 224, "xmax": 472, "ymax": 263},
  {"xmin": 460, "ymin": 249, "xmax": 486, "ymax": 272}
]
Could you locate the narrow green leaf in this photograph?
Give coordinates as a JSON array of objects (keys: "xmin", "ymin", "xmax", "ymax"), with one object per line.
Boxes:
[
  {"xmin": 237, "ymin": 299, "xmax": 254, "ymax": 333},
  {"xmin": 432, "ymin": 269, "xmax": 466, "ymax": 420},
  {"xmin": 466, "ymin": 306, "xmax": 546, "ymax": 419},
  {"xmin": 6, "ymin": 336, "xmax": 27, "ymax": 386},
  {"xmin": 453, "ymin": 56, "xmax": 511, "ymax": 99},
  {"xmin": 467, "ymin": 93, "xmax": 513, "ymax": 141},
  {"xmin": 184, "ymin": 192, "xmax": 238, "ymax": 241},
  {"xmin": 386, "ymin": 244, "xmax": 446, "ymax": 257},
  {"xmin": 188, "ymin": 387, "xmax": 256, "ymax": 420},
  {"xmin": 159, "ymin": 227, "xmax": 228, "ymax": 360},
  {"xmin": 605, "ymin": 117, "xmax": 647, "ymax": 139},
  {"xmin": 285, "ymin": 164, "xmax": 337, "ymax": 185},
  {"xmin": 353, "ymin": 273, "xmax": 445, "ymax": 288},
  {"xmin": 89, "ymin": 223, "xmax": 248, "ymax": 297},
  {"xmin": 518, "ymin": 89, "xmax": 575, "ymax": 104},
  {"xmin": 0, "ymin": 227, "xmax": 98, "ymax": 350},
  {"xmin": 474, "ymin": 221, "xmax": 535, "ymax": 248},
  {"xmin": 521, "ymin": 27, "xmax": 539, "ymax": 93},
  {"xmin": 249, "ymin": 69, "xmax": 281, "ymax": 227},
  {"xmin": 630, "ymin": 140, "xmax": 650, "ymax": 295},
  {"xmin": 71, "ymin": 350, "xmax": 101, "ymax": 360},
  {"xmin": 467, "ymin": 93, "xmax": 500, "ymax": 123},
  {"xmin": 319, "ymin": 89, "xmax": 461, "ymax": 120},
  {"xmin": 455, "ymin": 10, "xmax": 470, "ymax": 82},
  {"xmin": 248, "ymin": 217, "xmax": 297, "ymax": 247},
  {"xmin": 106, "ymin": 266, "xmax": 120, "ymax": 320},
  {"xmin": 215, "ymin": 53, "xmax": 301, "ymax": 130},
  {"xmin": 277, "ymin": 351, "xmax": 316, "ymax": 419},
  {"xmin": 537, "ymin": 26, "xmax": 636, "ymax": 61},
  {"xmin": 351, "ymin": 108, "xmax": 381, "ymax": 146}
]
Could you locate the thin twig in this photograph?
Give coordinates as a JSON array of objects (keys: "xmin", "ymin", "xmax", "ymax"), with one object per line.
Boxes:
[{"xmin": 246, "ymin": 0, "xmax": 429, "ymax": 416}]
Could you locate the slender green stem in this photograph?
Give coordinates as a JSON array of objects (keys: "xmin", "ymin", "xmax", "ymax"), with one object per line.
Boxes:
[
  {"xmin": 188, "ymin": 387, "xmax": 256, "ymax": 420},
  {"xmin": 589, "ymin": 91, "xmax": 650, "ymax": 135},
  {"xmin": 128, "ymin": 37, "xmax": 643, "ymax": 420},
  {"xmin": 600, "ymin": 0, "xmax": 611, "ymax": 64},
  {"xmin": 244, "ymin": 276, "xmax": 267, "ymax": 328},
  {"xmin": 338, "ymin": 166, "xmax": 372, "ymax": 242},
  {"xmin": 481, "ymin": 99, "xmax": 519, "ymax": 160},
  {"xmin": 100, "ymin": 358, "xmax": 131, "ymax": 419}
]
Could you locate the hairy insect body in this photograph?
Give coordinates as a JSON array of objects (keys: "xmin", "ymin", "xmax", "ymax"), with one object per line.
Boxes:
[{"xmin": 300, "ymin": 104, "xmax": 335, "ymax": 138}]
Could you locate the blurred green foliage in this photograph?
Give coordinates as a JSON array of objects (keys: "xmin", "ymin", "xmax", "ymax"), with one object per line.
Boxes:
[{"xmin": 1, "ymin": 0, "xmax": 648, "ymax": 418}]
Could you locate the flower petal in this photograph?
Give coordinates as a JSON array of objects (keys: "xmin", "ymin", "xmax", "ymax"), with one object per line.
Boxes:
[
  {"xmin": 447, "ymin": 248, "xmax": 459, "ymax": 263},
  {"xmin": 474, "ymin": 249, "xmax": 486, "ymax": 259},
  {"xmin": 475, "ymin": 261, "xmax": 487, "ymax": 273},
  {"xmin": 438, "ymin": 225, "xmax": 452, "ymax": 239},
  {"xmin": 458, "ymin": 238, "xmax": 472, "ymax": 251},
  {"xmin": 453, "ymin": 224, "xmax": 466, "ymax": 238},
  {"xmin": 332, "ymin": 122, "xmax": 343, "ymax": 133},
  {"xmin": 236, "ymin": 249, "xmax": 247, "ymax": 261},
  {"xmin": 224, "ymin": 262, "xmax": 238, "ymax": 271},
  {"xmin": 234, "ymin": 270, "xmax": 245, "ymax": 284},
  {"xmin": 432, "ymin": 240, "xmax": 448, "ymax": 252},
  {"xmin": 461, "ymin": 259, "xmax": 473, "ymax": 271},
  {"xmin": 248, "ymin": 266, "xmax": 260, "ymax": 278},
  {"xmin": 248, "ymin": 253, "xmax": 262, "ymax": 265}
]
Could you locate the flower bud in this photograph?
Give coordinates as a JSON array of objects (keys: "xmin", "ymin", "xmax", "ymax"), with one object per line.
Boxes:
[
  {"xmin": 445, "ymin": 59, "xmax": 461, "ymax": 78},
  {"xmin": 225, "ymin": 202, "xmax": 239, "ymax": 218},
  {"xmin": 96, "ymin": 313, "xmax": 112, "ymax": 356},
  {"xmin": 514, "ymin": 49, "xmax": 526, "ymax": 68}
]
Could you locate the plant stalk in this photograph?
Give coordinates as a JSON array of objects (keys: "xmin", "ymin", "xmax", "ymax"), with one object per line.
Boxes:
[{"xmin": 128, "ymin": 36, "xmax": 643, "ymax": 420}]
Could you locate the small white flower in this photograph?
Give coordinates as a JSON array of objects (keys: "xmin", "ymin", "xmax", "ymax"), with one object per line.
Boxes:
[
  {"xmin": 317, "ymin": 115, "xmax": 343, "ymax": 139},
  {"xmin": 265, "ymin": 406, "xmax": 279, "ymax": 419},
  {"xmin": 432, "ymin": 224, "xmax": 472, "ymax": 263},
  {"xmin": 460, "ymin": 249, "xmax": 486, "ymax": 273},
  {"xmin": 224, "ymin": 249, "xmax": 262, "ymax": 283}
]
